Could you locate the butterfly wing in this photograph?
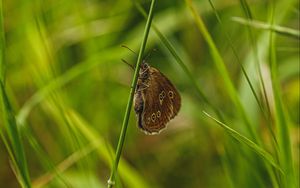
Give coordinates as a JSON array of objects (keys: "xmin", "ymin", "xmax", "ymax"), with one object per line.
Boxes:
[{"xmin": 138, "ymin": 67, "xmax": 181, "ymax": 134}]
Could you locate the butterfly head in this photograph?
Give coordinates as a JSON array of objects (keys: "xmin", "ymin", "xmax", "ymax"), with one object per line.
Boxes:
[
  {"xmin": 141, "ymin": 61, "xmax": 149, "ymax": 70},
  {"xmin": 139, "ymin": 61, "xmax": 150, "ymax": 79}
]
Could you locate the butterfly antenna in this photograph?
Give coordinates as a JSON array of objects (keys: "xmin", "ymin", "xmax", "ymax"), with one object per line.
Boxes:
[
  {"xmin": 121, "ymin": 45, "xmax": 137, "ymax": 55},
  {"xmin": 121, "ymin": 59, "xmax": 135, "ymax": 70}
]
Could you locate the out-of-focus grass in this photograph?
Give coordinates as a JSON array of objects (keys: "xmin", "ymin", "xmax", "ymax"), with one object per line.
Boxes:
[{"xmin": 0, "ymin": 0, "xmax": 299, "ymax": 188}]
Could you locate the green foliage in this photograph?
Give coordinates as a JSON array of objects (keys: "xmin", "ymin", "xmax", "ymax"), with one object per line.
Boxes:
[{"xmin": 0, "ymin": 0, "xmax": 298, "ymax": 188}]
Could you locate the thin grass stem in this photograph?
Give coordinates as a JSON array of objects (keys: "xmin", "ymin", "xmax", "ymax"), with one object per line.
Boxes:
[{"xmin": 107, "ymin": 0, "xmax": 156, "ymax": 187}]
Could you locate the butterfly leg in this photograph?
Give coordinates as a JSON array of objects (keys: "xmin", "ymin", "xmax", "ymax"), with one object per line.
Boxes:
[{"xmin": 137, "ymin": 83, "xmax": 149, "ymax": 92}]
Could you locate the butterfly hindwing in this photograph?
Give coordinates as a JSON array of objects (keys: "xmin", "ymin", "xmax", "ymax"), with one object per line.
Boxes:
[{"xmin": 138, "ymin": 67, "xmax": 181, "ymax": 134}]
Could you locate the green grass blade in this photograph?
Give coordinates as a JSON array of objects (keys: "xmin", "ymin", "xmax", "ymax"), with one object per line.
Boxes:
[{"xmin": 203, "ymin": 111, "xmax": 283, "ymax": 173}]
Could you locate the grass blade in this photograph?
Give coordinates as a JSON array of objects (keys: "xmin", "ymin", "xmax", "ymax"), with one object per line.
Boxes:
[
  {"xmin": 203, "ymin": 111, "xmax": 283, "ymax": 173},
  {"xmin": 107, "ymin": 0, "xmax": 156, "ymax": 187}
]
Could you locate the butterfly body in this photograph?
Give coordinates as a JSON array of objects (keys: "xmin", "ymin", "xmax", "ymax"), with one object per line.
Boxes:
[{"xmin": 134, "ymin": 61, "xmax": 181, "ymax": 135}]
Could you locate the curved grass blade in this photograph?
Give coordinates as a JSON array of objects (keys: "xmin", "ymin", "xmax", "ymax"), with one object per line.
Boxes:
[{"xmin": 203, "ymin": 111, "xmax": 283, "ymax": 174}]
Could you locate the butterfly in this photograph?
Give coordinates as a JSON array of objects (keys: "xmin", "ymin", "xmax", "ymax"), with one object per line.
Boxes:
[{"xmin": 134, "ymin": 60, "xmax": 181, "ymax": 135}]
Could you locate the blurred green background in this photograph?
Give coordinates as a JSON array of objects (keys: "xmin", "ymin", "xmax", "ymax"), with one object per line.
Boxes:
[{"xmin": 0, "ymin": 0, "xmax": 299, "ymax": 188}]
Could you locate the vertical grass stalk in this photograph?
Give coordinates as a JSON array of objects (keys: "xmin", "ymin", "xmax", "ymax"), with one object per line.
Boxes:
[{"xmin": 107, "ymin": 0, "xmax": 156, "ymax": 187}]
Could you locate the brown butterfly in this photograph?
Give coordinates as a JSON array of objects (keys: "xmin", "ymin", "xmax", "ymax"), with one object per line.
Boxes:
[{"xmin": 134, "ymin": 60, "xmax": 181, "ymax": 135}]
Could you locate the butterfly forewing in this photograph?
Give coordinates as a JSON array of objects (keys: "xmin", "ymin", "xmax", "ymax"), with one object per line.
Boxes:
[{"xmin": 136, "ymin": 66, "xmax": 181, "ymax": 134}]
